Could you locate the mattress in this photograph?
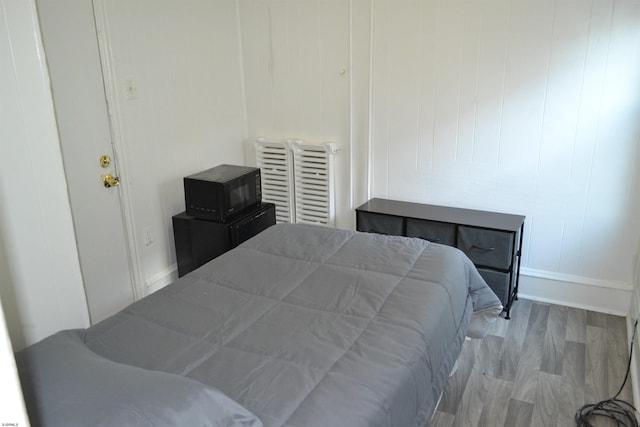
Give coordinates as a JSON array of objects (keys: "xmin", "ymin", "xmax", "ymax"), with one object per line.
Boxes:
[{"xmin": 17, "ymin": 223, "xmax": 502, "ymax": 427}]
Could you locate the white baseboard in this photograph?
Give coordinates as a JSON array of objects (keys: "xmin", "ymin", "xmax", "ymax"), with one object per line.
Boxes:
[
  {"xmin": 145, "ymin": 265, "xmax": 178, "ymax": 295},
  {"xmin": 518, "ymin": 268, "xmax": 632, "ymax": 316}
]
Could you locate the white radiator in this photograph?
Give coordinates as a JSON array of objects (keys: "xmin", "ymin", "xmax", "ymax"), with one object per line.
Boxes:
[
  {"xmin": 255, "ymin": 138, "xmax": 295, "ymax": 223},
  {"xmin": 292, "ymin": 141, "xmax": 338, "ymax": 226},
  {"xmin": 255, "ymin": 138, "xmax": 338, "ymax": 226}
]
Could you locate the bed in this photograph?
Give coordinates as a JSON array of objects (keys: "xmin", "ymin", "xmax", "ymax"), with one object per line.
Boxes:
[{"xmin": 16, "ymin": 223, "xmax": 502, "ymax": 427}]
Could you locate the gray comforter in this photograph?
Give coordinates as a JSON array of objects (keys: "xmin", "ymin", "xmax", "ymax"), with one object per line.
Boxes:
[{"xmin": 17, "ymin": 223, "xmax": 501, "ymax": 427}]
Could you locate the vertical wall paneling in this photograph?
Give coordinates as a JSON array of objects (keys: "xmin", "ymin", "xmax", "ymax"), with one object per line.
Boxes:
[
  {"xmin": 432, "ymin": 1, "xmax": 465, "ymax": 168},
  {"xmin": 387, "ymin": 1, "xmax": 425, "ymax": 200},
  {"xmin": 349, "ymin": 0, "xmax": 373, "ymax": 213},
  {"xmin": 473, "ymin": 1, "xmax": 509, "ymax": 168},
  {"xmin": 580, "ymin": 0, "xmax": 640, "ymax": 281},
  {"xmin": 370, "ymin": 0, "xmax": 390, "ymax": 198},
  {"xmin": 526, "ymin": 1, "xmax": 590, "ymax": 274},
  {"xmin": 456, "ymin": 2, "xmax": 481, "ymax": 165},
  {"xmin": 239, "ymin": 0, "xmax": 354, "ymax": 228},
  {"xmin": 237, "ymin": 0, "xmax": 273, "ymax": 138},
  {"xmin": 415, "ymin": 0, "xmax": 439, "ymax": 196},
  {"xmin": 370, "ymin": 0, "xmax": 640, "ymax": 293}
]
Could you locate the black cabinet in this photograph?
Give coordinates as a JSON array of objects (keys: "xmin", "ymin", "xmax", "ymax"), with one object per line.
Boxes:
[
  {"xmin": 356, "ymin": 198, "xmax": 525, "ymax": 319},
  {"xmin": 173, "ymin": 203, "xmax": 276, "ymax": 277}
]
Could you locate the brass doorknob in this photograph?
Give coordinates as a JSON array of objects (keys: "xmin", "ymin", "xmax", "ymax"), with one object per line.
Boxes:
[
  {"xmin": 99, "ymin": 155, "xmax": 112, "ymax": 168},
  {"xmin": 102, "ymin": 174, "xmax": 120, "ymax": 188}
]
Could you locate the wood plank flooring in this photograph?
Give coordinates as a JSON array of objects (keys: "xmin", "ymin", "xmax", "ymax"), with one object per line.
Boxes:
[{"xmin": 430, "ymin": 299, "xmax": 634, "ymax": 427}]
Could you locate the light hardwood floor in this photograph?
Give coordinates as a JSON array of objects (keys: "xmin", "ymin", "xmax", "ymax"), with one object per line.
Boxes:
[{"xmin": 430, "ymin": 298, "xmax": 634, "ymax": 427}]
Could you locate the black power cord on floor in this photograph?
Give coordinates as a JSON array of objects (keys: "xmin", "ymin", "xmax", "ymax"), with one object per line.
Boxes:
[{"xmin": 575, "ymin": 319, "xmax": 639, "ymax": 427}]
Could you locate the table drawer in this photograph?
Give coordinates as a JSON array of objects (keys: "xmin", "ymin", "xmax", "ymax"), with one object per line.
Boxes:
[
  {"xmin": 357, "ymin": 212, "xmax": 403, "ymax": 235},
  {"xmin": 457, "ymin": 226, "xmax": 513, "ymax": 270},
  {"xmin": 477, "ymin": 268, "xmax": 510, "ymax": 306},
  {"xmin": 406, "ymin": 218, "xmax": 456, "ymax": 246}
]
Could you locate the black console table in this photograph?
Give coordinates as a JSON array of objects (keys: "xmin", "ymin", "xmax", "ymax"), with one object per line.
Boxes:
[
  {"xmin": 173, "ymin": 203, "xmax": 276, "ymax": 277},
  {"xmin": 356, "ymin": 198, "xmax": 525, "ymax": 319}
]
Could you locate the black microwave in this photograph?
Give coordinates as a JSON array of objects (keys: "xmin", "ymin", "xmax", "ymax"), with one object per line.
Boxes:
[{"xmin": 184, "ymin": 164, "xmax": 262, "ymax": 222}]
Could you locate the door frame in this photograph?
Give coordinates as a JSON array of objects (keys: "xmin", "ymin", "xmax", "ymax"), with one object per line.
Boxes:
[{"xmin": 92, "ymin": 0, "xmax": 145, "ymax": 300}]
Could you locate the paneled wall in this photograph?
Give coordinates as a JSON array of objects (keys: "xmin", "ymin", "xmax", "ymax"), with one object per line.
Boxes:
[
  {"xmin": 370, "ymin": 0, "xmax": 640, "ymax": 289},
  {"xmin": 238, "ymin": 0, "xmax": 372, "ymax": 229}
]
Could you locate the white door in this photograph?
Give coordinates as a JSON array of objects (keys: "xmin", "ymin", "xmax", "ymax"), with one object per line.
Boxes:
[{"xmin": 36, "ymin": 0, "xmax": 136, "ymax": 324}]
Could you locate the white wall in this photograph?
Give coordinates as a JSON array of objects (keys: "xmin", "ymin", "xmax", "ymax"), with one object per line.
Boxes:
[
  {"xmin": 236, "ymin": 0, "xmax": 640, "ymax": 312},
  {"xmin": 0, "ymin": 0, "xmax": 89, "ymax": 347},
  {"xmin": 368, "ymin": 0, "xmax": 640, "ymax": 311},
  {"xmin": 238, "ymin": 0, "xmax": 372, "ymax": 229}
]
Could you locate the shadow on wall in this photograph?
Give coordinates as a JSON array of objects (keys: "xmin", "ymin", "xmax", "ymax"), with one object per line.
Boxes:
[{"xmin": 0, "ymin": 219, "xmax": 26, "ymax": 350}]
